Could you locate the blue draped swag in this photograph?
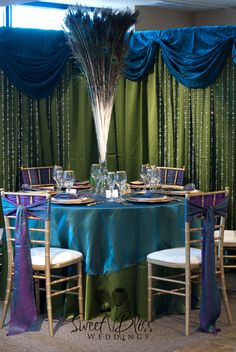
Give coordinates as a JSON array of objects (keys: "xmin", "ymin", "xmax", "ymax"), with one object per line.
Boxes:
[
  {"xmin": 0, "ymin": 25, "xmax": 236, "ymax": 98},
  {"xmin": 125, "ymin": 26, "xmax": 236, "ymax": 87},
  {"xmin": 0, "ymin": 27, "xmax": 70, "ymax": 99}
]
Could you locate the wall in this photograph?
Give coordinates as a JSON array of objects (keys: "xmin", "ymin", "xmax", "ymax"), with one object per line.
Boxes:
[
  {"xmin": 194, "ymin": 9, "xmax": 236, "ymax": 26},
  {"xmin": 135, "ymin": 6, "xmax": 236, "ymax": 30},
  {"xmin": 135, "ymin": 7, "xmax": 193, "ymax": 30}
]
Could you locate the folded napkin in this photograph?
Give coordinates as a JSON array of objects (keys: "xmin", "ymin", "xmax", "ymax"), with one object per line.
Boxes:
[
  {"xmin": 184, "ymin": 183, "xmax": 196, "ymax": 191},
  {"xmin": 21, "ymin": 184, "xmax": 39, "ymax": 191},
  {"xmin": 53, "ymin": 193, "xmax": 78, "ymax": 199},
  {"xmin": 131, "ymin": 192, "xmax": 163, "ymax": 198}
]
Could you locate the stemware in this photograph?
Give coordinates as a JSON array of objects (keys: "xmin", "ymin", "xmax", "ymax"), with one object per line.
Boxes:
[
  {"xmin": 63, "ymin": 170, "xmax": 75, "ymax": 193},
  {"xmin": 107, "ymin": 171, "xmax": 116, "ymax": 202},
  {"xmin": 147, "ymin": 167, "xmax": 155, "ymax": 192},
  {"xmin": 153, "ymin": 167, "xmax": 161, "ymax": 190},
  {"xmin": 53, "ymin": 166, "xmax": 63, "ymax": 192},
  {"xmin": 53, "ymin": 165, "xmax": 63, "ymax": 189},
  {"xmin": 115, "ymin": 171, "xmax": 127, "ymax": 200},
  {"xmin": 140, "ymin": 164, "xmax": 149, "ymax": 192}
]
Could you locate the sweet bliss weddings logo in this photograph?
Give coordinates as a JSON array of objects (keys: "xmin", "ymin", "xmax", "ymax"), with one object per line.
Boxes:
[{"xmin": 70, "ymin": 288, "xmax": 153, "ymax": 341}]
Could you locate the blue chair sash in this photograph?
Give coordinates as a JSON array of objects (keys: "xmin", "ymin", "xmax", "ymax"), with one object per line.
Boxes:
[
  {"xmin": 186, "ymin": 197, "xmax": 228, "ymax": 334},
  {"xmin": 2, "ymin": 196, "xmax": 49, "ymax": 335}
]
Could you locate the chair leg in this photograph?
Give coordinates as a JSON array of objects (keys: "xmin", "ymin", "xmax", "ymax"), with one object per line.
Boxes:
[
  {"xmin": 147, "ymin": 263, "xmax": 152, "ymax": 321},
  {"xmin": 220, "ymin": 269, "xmax": 233, "ymax": 324},
  {"xmin": 45, "ymin": 270, "xmax": 54, "ymax": 337},
  {"xmin": 185, "ymin": 269, "xmax": 191, "ymax": 336},
  {"xmin": 77, "ymin": 262, "xmax": 84, "ymax": 319},
  {"xmin": 35, "ymin": 271, "xmax": 41, "ymax": 314},
  {"xmin": 0, "ymin": 264, "xmax": 13, "ymax": 328}
]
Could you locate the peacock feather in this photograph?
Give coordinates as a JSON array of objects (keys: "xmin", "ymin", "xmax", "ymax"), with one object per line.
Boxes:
[{"xmin": 64, "ymin": 5, "xmax": 138, "ymax": 163}]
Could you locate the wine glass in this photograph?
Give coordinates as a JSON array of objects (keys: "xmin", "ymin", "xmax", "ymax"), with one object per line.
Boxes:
[
  {"xmin": 53, "ymin": 165, "xmax": 63, "ymax": 182},
  {"xmin": 147, "ymin": 167, "xmax": 155, "ymax": 192},
  {"xmin": 115, "ymin": 171, "xmax": 127, "ymax": 200},
  {"xmin": 147, "ymin": 167, "xmax": 161, "ymax": 192},
  {"xmin": 140, "ymin": 164, "xmax": 148, "ymax": 192},
  {"xmin": 53, "ymin": 166, "xmax": 63, "ymax": 192},
  {"xmin": 107, "ymin": 171, "xmax": 116, "ymax": 202},
  {"xmin": 153, "ymin": 167, "xmax": 161, "ymax": 191},
  {"xmin": 63, "ymin": 170, "xmax": 75, "ymax": 193}
]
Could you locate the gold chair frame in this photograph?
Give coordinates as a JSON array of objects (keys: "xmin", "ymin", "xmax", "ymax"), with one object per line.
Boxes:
[
  {"xmin": 0, "ymin": 191, "xmax": 84, "ymax": 336},
  {"xmin": 147, "ymin": 190, "xmax": 232, "ymax": 335}
]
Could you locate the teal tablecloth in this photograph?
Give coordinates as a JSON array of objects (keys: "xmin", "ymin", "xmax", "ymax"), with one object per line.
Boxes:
[
  {"xmin": 1, "ymin": 198, "xmax": 190, "ymax": 320},
  {"xmin": 50, "ymin": 199, "xmax": 185, "ymax": 275}
]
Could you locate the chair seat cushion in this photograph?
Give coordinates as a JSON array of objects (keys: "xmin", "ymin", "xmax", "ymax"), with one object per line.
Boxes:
[
  {"xmin": 31, "ymin": 247, "xmax": 83, "ymax": 266},
  {"xmin": 215, "ymin": 230, "xmax": 236, "ymax": 246},
  {"xmin": 223, "ymin": 230, "xmax": 236, "ymax": 246},
  {"xmin": 147, "ymin": 247, "xmax": 201, "ymax": 266}
]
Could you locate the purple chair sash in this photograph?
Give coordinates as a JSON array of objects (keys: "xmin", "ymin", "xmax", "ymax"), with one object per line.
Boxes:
[
  {"xmin": 1, "ymin": 196, "xmax": 49, "ymax": 335},
  {"xmin": 186, "ymin": 197, "xmax": 228, "ymax": 334}
]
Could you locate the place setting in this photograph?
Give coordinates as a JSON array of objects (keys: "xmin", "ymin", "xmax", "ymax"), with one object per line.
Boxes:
[
  {"xmin": 125, "ymin": 192, "xmax": 172, "ymax": 204},
  {"xmin": 50, "ymin": 167, "xmax": 94, "ymax": 205}
]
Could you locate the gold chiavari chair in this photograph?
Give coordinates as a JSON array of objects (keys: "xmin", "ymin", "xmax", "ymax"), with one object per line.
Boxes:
[
  {"xmin": 147, "ymin": 190, "xmax": 232, "ymax": 335},
  {"xmin": 0, "ymin": 191, "xmax": 84, "ymax": 336}
]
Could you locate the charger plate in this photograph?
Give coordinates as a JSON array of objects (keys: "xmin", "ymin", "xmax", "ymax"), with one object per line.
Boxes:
[
  {"xmin": 71, "ymin": 181, "xmax": 91, "ymax": 190},
  {"xmin": 165, "ymin": 190, "xmax": 198, "ymax": 196},
  {"xmin": 51, "ymin": 197, "xmax": 94, "ymax": 205},
  {"xmin": 126, "ymin": 195, "xmax": 171, "ymax": 203},
  {"xmin": 24, "ymin": 186, "xmax": 57, "ymax": 195},
  {"xmin": 129, "ymin": 181, "xmax": 148, "ymax": 189},
  {"xmin": 129, "ymin": 181, "xmax": 184, "ymax": 191}
]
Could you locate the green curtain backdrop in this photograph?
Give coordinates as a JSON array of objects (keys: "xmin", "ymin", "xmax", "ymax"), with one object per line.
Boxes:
[{"xmin": 0, "ymin": 50, "xmax": 235, "ymax": 227}]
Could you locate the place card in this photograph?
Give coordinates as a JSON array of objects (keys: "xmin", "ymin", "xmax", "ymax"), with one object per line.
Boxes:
[
  {"xmin": 66, "ymin": 188, "xmax": 77, "ymax": 194},
  {"xmin": 105, "ymin": 189, "xmax": 118, "ymax": 199}
]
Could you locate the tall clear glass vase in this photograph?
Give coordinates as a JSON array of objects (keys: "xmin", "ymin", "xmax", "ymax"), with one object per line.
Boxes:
[{"xmin": 95, "ymin": 159, "xmax": 109, "ymax": 195}]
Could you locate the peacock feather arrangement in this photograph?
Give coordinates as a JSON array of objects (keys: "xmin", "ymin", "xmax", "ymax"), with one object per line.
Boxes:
[{"xmin": 64, "ymin": 6, "xmax": 138, "ymax": 163}]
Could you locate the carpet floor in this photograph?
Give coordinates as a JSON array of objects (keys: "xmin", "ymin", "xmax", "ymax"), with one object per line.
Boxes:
[{"xmin": 0, "ymin": 273, "xmax": 235, "ymax": 352}]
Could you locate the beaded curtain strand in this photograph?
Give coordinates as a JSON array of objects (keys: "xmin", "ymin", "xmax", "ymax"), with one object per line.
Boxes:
[{"xmin": 230, "ymin": 60, "xmax": 236, "ymax": 228}]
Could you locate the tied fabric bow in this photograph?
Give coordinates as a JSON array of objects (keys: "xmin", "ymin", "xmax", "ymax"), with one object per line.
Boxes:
[
  {"xmin": 186, "ymin": 197, "xmax": 228, "ymax": 334},
  {"xmin": 1, "ymin": 196, "xmax": 49, "ymax": 335}
]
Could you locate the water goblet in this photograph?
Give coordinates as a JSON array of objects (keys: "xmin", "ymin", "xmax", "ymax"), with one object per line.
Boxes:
[
  {"xmin": 152, "ymin": 167, "xmax": 161, "ymax": 191},
  {"xmin": 63, "ymin": 170, "xmax": 75, "ymax": 193},
  {"xmin": 53, "ymin": 165, "xmax": 63, "ymax": 191},
  {"xmin": 55, "ymin": 169, "xmax": 64, "ymax": 193},
  {"xmin": 147, "ymin": 167, "xmax": 155, "ymax": 192},
  {"xmin": 115, "ymin": 171, "xmax": 127, "ymax": 201},
  {"xmin": 107, "ymin": 171, "xmax": 116, "ymax": 202},
  {"xmin": 140, "ymin": 164, "xmax": 148, "ymax": 192}
]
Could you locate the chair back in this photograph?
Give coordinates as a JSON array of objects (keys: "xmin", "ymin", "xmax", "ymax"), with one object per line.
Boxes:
[
  {"xmin": 158, "ymin": 166, "xmax": 185, "ymax": 186},
  {"xmin": 185, "ymin": 190, "xmax": 229, "ymax": 259},
  {"xmin": 185, "ymin": 189, "xmax": 229, "ymax": 333},
  {"xmin": 1, "ymin": 191, "xmax": 51, "ymax": 267},
  {"xmin": 185, "ymin": 190, "xmax": 229, "ymax": 270},
  {"xmin": 20, "ymin": 166, "xmax": 56, "ymax": 187}
]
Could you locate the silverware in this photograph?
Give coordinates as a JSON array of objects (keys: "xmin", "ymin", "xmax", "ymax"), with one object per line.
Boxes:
[
  {"xmin": 119, "ymin": 200, "xmax": 131, "ymax": 206},
  {"xmin": 87, "ymin": 201, "xmax": 104, "ymax": 206},
  {"xmin": 171, "ymin": 197, "xmax": 184, "ymax": 202}
]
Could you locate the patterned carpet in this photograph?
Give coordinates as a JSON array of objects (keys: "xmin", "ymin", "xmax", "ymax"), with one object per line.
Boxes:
[{"xmin": 0, "ymin": 273, "xmax": 235, "ymax": 352}]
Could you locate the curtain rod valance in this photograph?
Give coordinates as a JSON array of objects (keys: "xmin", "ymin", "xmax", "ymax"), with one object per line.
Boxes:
[
  {"xmin": 0, "ymin": 26, "xmax": 236, "ymax": 98},
  {"xmin": 124, "ymin": 25, "xmax": 236, "ymax": 88}
]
